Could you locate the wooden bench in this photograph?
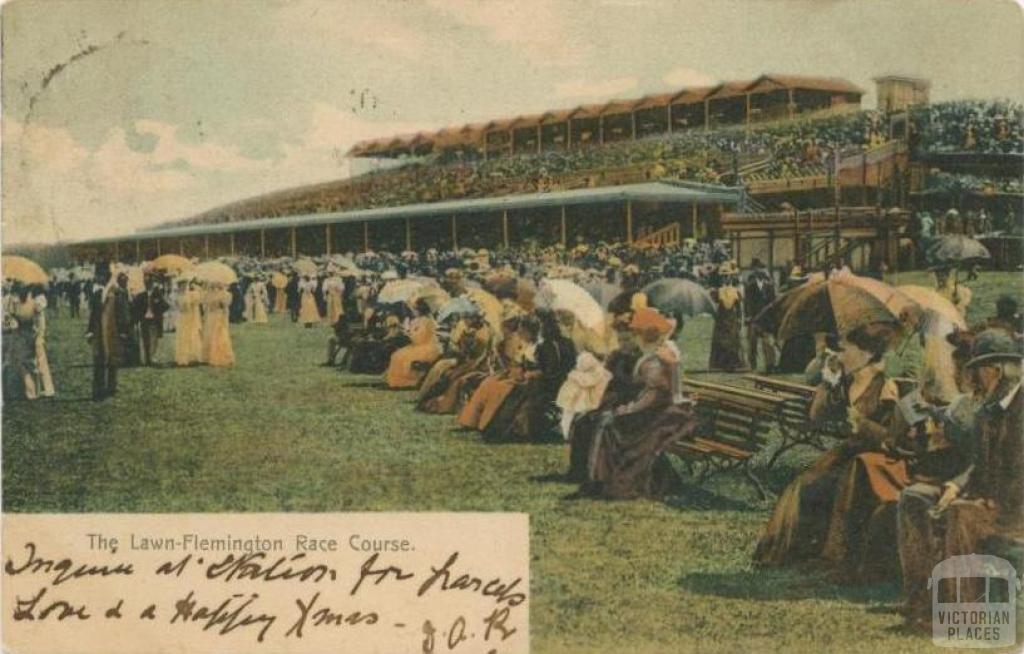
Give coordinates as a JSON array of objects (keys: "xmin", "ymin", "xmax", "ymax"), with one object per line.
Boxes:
[
  {"xmin": 665, "ymin": 379, "xmax": 792, "ymax": 500},
  {"xmin": 744, "ymin": 374, "xmax": 847, "ymax": 464}
]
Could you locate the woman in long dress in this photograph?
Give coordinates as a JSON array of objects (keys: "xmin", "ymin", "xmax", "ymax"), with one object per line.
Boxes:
[
  {"xmin": 6, "ymin": 285, "xmax": 39, "ymax": 399},
  {"xmin": 580, "ymin": 307, "xmax": 698, "ymax": 499},
  {"xmin": 175, "ymin": 280, "xmax": 203, "ymax": 366},
  {"xmin": 324, "ymin": 276, "xmax": 345, "ymax": 326},
  {"xmin": 297, "ymin": 275, "xmax": 320, "ymax": 328},
  {"xmin": 418, "ymin": 314, "xmax": 493, "ymax": 414},
  {"xmin": 754, "ymin": 326, "xmax": 904, "ymax": 570},
  {"xmin": 31, "ymin": 285, "xmax": 55, "ymax": 397},
  {"xmin": 201, "ymin": 282, "xmax": 234, "ymax": 367},
  {"xmin": 385, "ymin": 300, "xmax": 442, "ymax": 389},
  {"xmin": 709, "ymin": 279, "xmax": 746, "ymax": 371},
  {"xmin": 244, "ymin": 278, "xmax": 269, "ymax": 324},
  {"xmin": 457, "ymin": 316, "xmax": 530, "ymax": 431}
]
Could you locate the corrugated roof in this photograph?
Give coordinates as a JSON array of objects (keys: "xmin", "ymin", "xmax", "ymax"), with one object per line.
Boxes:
[
  {"xmin": 571, "ymin": 103, "xmax": 607, "ymax": 119},
  {"xmin": 601, "ymin": 99, "xmax": 640, "ymax": 116},
  {"xmin": 76, "ymin": 181, "xmax": 742, "ymax": 245},
  {"xmin": 705, "ymin": 80, "xmax": 755, "ymax": 100}
]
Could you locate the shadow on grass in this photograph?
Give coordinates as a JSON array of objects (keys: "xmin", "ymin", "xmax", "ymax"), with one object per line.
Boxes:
[
  {"xmin": 662, "ymin": 481, "xmax": 759, "ymax": 512},
  {"xmin": 678, "ymin": 567, "xmax": 901, "ymax": 604}
]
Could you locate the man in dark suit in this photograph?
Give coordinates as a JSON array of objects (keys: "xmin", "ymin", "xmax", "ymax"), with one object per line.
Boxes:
[
  {"xmin": 743, "ymin": 259, "xmax": 777, "ymax": 372},
  {"xmin": 87, "ymin": 265, "xmax": 131, "ymax": 400},
  {"xmin": 131, "ymin": 275, "xmax": 170, "ymax": 366},
  {"xmin": 285, "ymin": 273, "xmax": 300, "ymax": 323},
  {"xmin": 67, "ymin": 275, "xmax": 81, "ymax": 318}
]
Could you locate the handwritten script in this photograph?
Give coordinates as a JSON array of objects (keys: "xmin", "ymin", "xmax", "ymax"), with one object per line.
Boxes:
[{"xmin": 2, "ymin": 513, "xmax": 529, "ymax": 654}]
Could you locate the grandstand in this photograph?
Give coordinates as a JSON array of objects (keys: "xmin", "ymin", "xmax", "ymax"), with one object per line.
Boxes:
[{"xmin": 68, "ymin": 72, "xmax": 1023, "ymax": 273}]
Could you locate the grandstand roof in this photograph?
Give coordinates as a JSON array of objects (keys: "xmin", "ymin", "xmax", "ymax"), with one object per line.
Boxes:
[
  {"xmin": 747, "ymin": 74, "xmax": 865, "ymax": 95},
  {"xmin": 77, "ymin": 181, "xmax": 742, "ymax": 245},
  {"xmin": 346, "ymin": 73, "xmax": 864, "ymax": 157}
]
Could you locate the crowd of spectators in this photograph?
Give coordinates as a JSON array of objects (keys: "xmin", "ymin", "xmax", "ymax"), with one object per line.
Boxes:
[
  {"xmin": 911, "ymin": 100, "xmax": 1024, "ymax": 155},
  {"xmin": 169, "ymin": 109, "xmax": 890, "ymax": 228}
]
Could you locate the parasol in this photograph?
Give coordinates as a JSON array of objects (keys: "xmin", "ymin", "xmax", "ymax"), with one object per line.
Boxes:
[
  {"xmin": 378, "ymin": 279, "xmax": 426, "ymax": 304},
  {"xmin": 270, "ymin": 272, "xmax": 288, "ymax": 288},
  {"xmin": 2, "ymin": 256, "xmax": 48, "ymax": 285},
  {"xmin": 192, "ymin": 261, "xmax": 238, "ymax": 285},
  {"xmin": 535, "ymin": 278, "xmax": 606, "ymax": 333},
  {"xmin": 148, "ymin": 254, "xmax": 194, "ymax": 274},
  {"xmin": 293, "ymin": 258, "xmax": 318, "ymax": 276},
  {"xmin": 437, "ymin": 296, "xmax": 479, "ymax": 323},
  {"xmin": 641, "ymin": 278, "xmax": 715, "ymax": 318},
  {"xmin": 759, "ymin": 274, "xmax": 916, "ymax": 342},
  {"xmin": 926, "ymin": 235, "xmax": 990, "ymax": 265},
  {"xmin": 411, "ymin": 285, "xmax": 451, "ymax": 312},
  {"xmin": 897, "ymin": 285, "xmax": 967, "ymax": 332},
  {"xmin": 465, "ymin": 288, "xmax": 503, "ymax": 333}
]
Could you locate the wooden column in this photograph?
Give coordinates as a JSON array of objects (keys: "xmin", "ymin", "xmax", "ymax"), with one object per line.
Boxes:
[
  {"xmin": 566, "ymin": 121, "xmax": 572, "ymax": 149},
  {"xmin": 363, "ymin": 222, "xmax": 369, "ymax": 252},
  {"xmin": 768, "ymin": 229, "xmax": 775, "ymax": 271},
  {"xmin": 735, "ymin": 235, "xmax": 742, "ymax": 265},
  {"xmin": 259, "ymin": 229, "xmax": 266, "ymax": 258},
  {"xmin": 451, "ymin": 214, "xmax": 458, "ymax": 251},
  {"xmin": 745, "ymin": 93, "xmax": 751, "ymax": 128},
  {"xmin": 502, "ymin": 210, "xmax": 510, "ymax": 248},
  {"xmin": 691, "ymin": 204, "xmax": 698, "ymax": 238},
  {"xmin": 202, "ymin": 236, "xmax": 208, "ymax": 259},
  {"xmin": 156, "ymin": 239, "xmax": 162, "ymax": 256},
  {"xmin": 229, "ymin": 233, "xmax": 235, "ymax": 256},
  {"xmin": 290, "ymin": 227, "xmax": 297, "ymax": 258},
  {"xmin": 666, "ymin": 105, "xmax": 673, "ymax": 134},
  {"xmin": 560, "ymin": 205, "xmax": 567, "ymax": 246},
  {"xmin": 325, "ymin": 224, "xmax": 332, "ymax": 255},
  {"xmin": 625, "ymin": 201, "xmax": 634, "ymax": 244},
  {"xmin": 598, "ymin": 117, "xmax": 605, "ymax": 145},
  {"xmin": 787, "ymin": 88, "xmax": 795, "ymax": 119},
  {"xmin": 630, "ymin": 112, "xmax": 637, "ymax": 140},
  {"xmin": 405, "ymin": 218, "xmax": 412, "ymax": 251}
]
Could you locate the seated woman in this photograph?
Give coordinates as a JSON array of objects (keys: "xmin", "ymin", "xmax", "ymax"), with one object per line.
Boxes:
[
  {"xmin": 484, "ymin": 310, "xmax": 576, "ymax": 443},
  {"xmin": 418, "ymin": 314, "xmax": 493, "ymax": 414},
  {"xmin": 754, "ymin": 325, "xmax": 905, "ymax": 570},
  {"xmin": 385, "ymin": 300, "xmax": 442, "ymax": 389},
  {"xmin": 346, "ymin": 310, "xmax": 411, "ymax": 375},
  {"xmin": 579, "ymin": 308, "xmax": 699, "ymax": 499},
  {"xmin": 457, "ymin": 316, "xmax": 532, "ymax": 432},
  {"xmin": 566, "ymin": 317, "xmax": 642, "ymax": 481}
]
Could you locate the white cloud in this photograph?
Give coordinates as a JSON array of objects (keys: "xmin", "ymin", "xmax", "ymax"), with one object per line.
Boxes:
[
  {"xmin": 662, "ymin": 66, "xmax": 717, "ymax": 89},
  {"xmin": 275, "ymin": 1, "xmax": 428, "ymax": 60},
  {"xmin": 553, "ymin": 77, "xmax": 639, "ymax": 101},
  {"xmin": 425, "ymin": 0, "xmax": 588, "ymax": 66}
]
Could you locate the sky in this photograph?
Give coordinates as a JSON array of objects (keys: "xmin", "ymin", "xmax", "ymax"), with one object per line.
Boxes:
[{"xmin": 3, "ymin": 0, "xmax": 1023, "ymax": 245}]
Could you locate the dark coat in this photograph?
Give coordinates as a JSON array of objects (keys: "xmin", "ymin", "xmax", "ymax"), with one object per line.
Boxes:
[{"xmin": 88, "ymin": 285, "xmax": 131, "ymax": 365}]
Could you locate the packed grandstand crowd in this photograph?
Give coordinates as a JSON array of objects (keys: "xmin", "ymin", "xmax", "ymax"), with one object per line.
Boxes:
[{"xmin": 160, "ymin": 100, "xmax": 1021, "ymax": 229}]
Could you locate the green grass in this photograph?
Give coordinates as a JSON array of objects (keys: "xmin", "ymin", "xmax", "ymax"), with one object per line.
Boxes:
[{"xmin": 4, "ymin": 271, "xmax": 1021, "ymax": 653}]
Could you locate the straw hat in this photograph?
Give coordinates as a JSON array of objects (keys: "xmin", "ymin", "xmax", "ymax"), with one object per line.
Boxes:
[{"xmin": 966, "ymin": 329, "xmax": 1024, "ymax": 368}]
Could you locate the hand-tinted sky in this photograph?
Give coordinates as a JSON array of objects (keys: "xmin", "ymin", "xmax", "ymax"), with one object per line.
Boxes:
[{"xmin": 3, "ymin": 0, "xmax": 1022, "ymax": 244}]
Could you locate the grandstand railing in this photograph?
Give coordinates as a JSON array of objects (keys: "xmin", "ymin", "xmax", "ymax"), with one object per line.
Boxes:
[{"xmin": 634, "ymin": 222, "xmax": 681, "ymax": 248}]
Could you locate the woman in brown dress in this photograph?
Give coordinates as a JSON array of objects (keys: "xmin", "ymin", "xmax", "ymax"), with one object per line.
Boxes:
[
  {"xmin": 418, "ymin": 314, "xmax": 493, "ymax": 414},
  {"xmin": 754, "ymin": 326, "xmax": 904, "ymax": 569},
  {"xmin": 457, "ymin": 316, "xmax": 532, "ymax": 431},
  {"xmin": 709, "ymin": 278, "xmax": 746, "ymax": 371},
  {"xmin": 580, "ymin": 308, "xmax": 698, "ymax": 499}
]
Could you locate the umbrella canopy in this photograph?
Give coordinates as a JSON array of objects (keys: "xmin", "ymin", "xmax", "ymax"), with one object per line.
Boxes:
[
  {"xmin": 580, "ymin": 278, "xmax": 623, "ymax": 309},
  {"xmin": 465, "ymin": 288, "xmax": 503, "ymax": 333},
  {"xmin": 293, "ymin": 258, "xmax": 318, "ymax": 276},
  {"xmin": 926, "ymin": 235, "xmax": 991, "ymax": 265},
  {"xmin": 535, "ymin": 278, "xmax": 606, "ymax": 333},
  {"xmin": 641, "ymin": 278, "xmax": 715, "ymax": 318},
  {"xmin": 437, "ymin": 296, "xmax": 479, "ymax": 323},
  {"xmin": 897, "ymin": 285, "xmax": 967, "ymax": 332},
  {"xmin": 411, "ymin": 285, "xmax": 451, "ymax": 312},
  {"xmin": 378, "ymin": 279, "xmax": 426, "ymax": 304},
  {"xmin": 192, "ymin": 261, "xmax": 238, "ymax": 285},
  {"xmin": 2, "ymin": 256, "xmax": 48, "ymax": 285},
  {"xmin": 148, "ymin": 254, "xmax": 194, "ymax": 274},
  {"xmin": 760, "ymin": 274, "xmax": 916, "ymax": 342},
  {"xmin": 270, "ymin": 272, "xmax": 288, "ymax": 288}
]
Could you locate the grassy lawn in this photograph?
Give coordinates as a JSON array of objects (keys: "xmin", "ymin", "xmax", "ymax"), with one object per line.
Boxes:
[{"xmin": 4, "ymin": 271, "xmax": 1020, "ymax": 653}]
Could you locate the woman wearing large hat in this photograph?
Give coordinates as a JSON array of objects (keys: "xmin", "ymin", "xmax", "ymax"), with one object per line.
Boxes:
[{"xmin": 579, "ymin": 307, "xmax": 698, "ymax": 500}]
